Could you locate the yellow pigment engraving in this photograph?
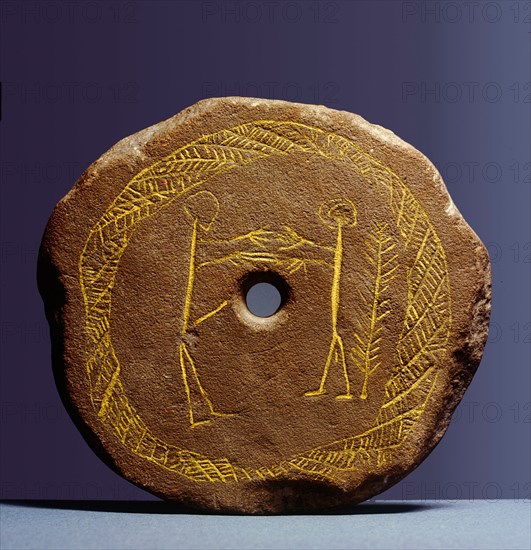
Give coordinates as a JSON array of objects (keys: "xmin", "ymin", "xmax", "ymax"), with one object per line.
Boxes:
[
  {"xmin": 351, "ymin": 222, "xmax": 398, "ymax": 400},
  {"xmin": 305, "ymin": 199, "xmax": 357, "ymax": 399},
  {"xmin": 179, "ymin": 191, "xmax": 234, "ymax": 427},
  {"xmin": 79, "ymin": 120, "xmax": 451, "ymax": 483},
  {"xmin": 179, "ymin": 190, "xmax": 343, "ymax": 425}
]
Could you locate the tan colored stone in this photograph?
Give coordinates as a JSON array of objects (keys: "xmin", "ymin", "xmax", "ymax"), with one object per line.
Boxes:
[{"xmin": 38, "ymin": 97, "xmax": 491, "ymax": 513}]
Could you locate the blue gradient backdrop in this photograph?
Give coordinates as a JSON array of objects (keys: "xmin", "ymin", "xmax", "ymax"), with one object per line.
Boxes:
[{"xmin": 1, "ymin": 0, "xmax": 529, "ymax": 502}]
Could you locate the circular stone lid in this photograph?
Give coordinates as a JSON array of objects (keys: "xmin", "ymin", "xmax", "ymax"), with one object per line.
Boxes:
[{"xmin": 38, "ymin": 97, "xmax": 491, "ymax": 513}]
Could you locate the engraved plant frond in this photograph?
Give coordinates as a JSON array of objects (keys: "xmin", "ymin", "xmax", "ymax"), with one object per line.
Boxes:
[
  {"xmin": 384, "ymin": 224, "xmax": 451, "ymax": 403},
  {"xmin": 350, "ymin": 222, "xmax": 398, "ymax": 400}
]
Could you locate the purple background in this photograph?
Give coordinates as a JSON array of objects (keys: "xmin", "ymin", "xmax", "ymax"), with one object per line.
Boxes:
[{"xmin": 1, "ymin": 0, "xmax": 529, "ymax": 502}]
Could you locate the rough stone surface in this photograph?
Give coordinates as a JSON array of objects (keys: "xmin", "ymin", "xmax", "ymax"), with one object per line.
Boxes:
[{"xmin": 38, "ymin": 97, "xmax": 491, "ymax": 513}]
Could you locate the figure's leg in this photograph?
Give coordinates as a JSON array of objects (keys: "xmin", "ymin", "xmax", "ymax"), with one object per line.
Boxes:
[
  {"xmin": 182, "ymin": 343, "xmax": 235, "ymax": 419},
  {"xmin": 305, "ymin": 336, "xmax": 337, "ymax": 396},
  {"xmin": 335, "ymin": 336, "xmax": 353, "ymax": 400},
  {"xmin": 179, "ymin": 343, "xmax": 206, "ymax": 427}
]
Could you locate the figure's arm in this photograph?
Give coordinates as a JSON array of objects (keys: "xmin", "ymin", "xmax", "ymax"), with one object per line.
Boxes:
[
  {"xmin": 193, "ymin": 300, "xmax": 229, "ymax": 327},
  {"xmin": 196, "ymin": 228, "xmax": 274, "ymax": 265},
  {"xmin": 274, "ymin": 226, "xmax": 335, "ymax": 255},
  {"xmin": 200, "ymin": 227, "xmax": 273, "ymax": 248},
  {"xmin": 197, "ymin": 251, "xmax": 333, "ymax": 273},
  {"xmin": 196, "ymin": 225, "xmax": 334, "ymax": 271}
]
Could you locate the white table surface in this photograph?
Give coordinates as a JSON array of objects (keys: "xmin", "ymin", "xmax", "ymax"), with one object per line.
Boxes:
[{"xmin": 1, "ymin": 499, "xmax": 529, "ymax": 550}]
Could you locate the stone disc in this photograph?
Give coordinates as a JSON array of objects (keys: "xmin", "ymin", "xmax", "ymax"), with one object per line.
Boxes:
[{"xmin": 38, "ymin": 97, "xmax": 491, "ymax": 513}]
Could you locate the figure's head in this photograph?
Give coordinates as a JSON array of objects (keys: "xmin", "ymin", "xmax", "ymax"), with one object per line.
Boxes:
[
  {"xmin": 318, "ymin": 198, "xmax": 357, "ymax": 229},
  {"xmin": 184, "ymin": 191, "xmax": 220, "ymax": 231}
]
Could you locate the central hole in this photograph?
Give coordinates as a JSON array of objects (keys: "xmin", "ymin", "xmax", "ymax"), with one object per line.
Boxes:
[
  {"xmin": 245, "ymin": 282, "xmax": 282, "ymax": 317},
  {"xmin": 242, "ymin": 272, "xmax": 289, "ymax": 318}
]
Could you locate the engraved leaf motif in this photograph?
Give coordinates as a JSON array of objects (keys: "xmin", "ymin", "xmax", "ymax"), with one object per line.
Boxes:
[{"xmin": 350, "ymin": 222, "xmax": 398, "ymax": 400}]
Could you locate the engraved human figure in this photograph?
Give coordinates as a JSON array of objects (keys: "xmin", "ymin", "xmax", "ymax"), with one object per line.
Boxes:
[
  {"xmin": 179, "ymin": 191, "xmax": 231, "ymax": 427},
  {"xmin": 304, "ymin": 199, "xmax": 357, "ymax": 399},
  {"xmin": 180, "ymin": 191, "xmax": 273, "ymax": 428}
]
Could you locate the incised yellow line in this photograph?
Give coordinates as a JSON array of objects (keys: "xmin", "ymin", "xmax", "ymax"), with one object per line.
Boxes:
[
  {"xmin": 181, "ymin": 217, "xmax": 199, "ymax": 336},
  {"xmin": 178, "ymin": 342, "xmax": 195, "ymax": 426},
  {"xmin": 78, "ymin": 119, "xmax": 451, "ymax": 483},
  {"xmin": 351, "ymin": 223, "xmax": 398, "ymax": 400},
  {"xmin": 194, "ymin": 301, "xmax": 228, "ymax": 327},
  {"xmin": 98, "ymin": 360, "xmax": 121, "ymax": 419},
  {"xmin": 331, "ymin": 223, "xmax": 343, "ymax": 334},
  {"xmin": 305, "ymin": 203, "xmax": 356, "ymax": 399}
]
